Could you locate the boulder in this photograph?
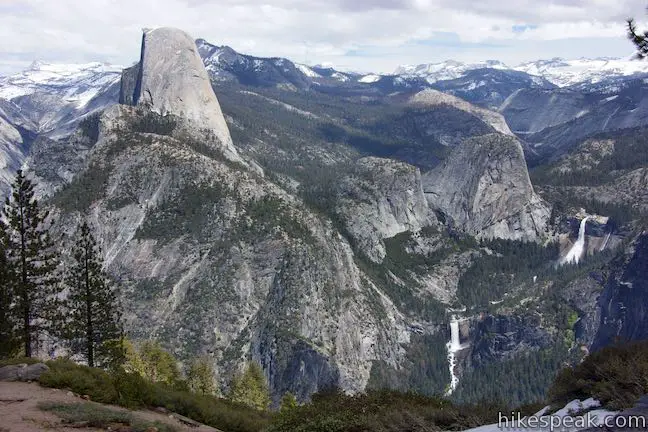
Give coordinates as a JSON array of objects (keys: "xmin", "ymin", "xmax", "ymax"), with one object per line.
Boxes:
[{"xmin": 0, "ymin": 363, "xmax": 49, "ymax": 382}]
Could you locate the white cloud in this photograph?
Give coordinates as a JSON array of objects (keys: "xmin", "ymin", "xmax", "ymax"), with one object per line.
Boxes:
[{"xmin": 0, "ymin": 0, "xmax": 646, "ymax": 75}]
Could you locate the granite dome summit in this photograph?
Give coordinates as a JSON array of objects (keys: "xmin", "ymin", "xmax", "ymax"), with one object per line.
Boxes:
[{"xmin": 120, "ymin": 27, "xmax": 240, "ymax": 161}]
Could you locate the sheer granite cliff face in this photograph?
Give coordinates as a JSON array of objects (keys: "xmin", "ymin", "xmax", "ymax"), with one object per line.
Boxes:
[
  {"xmin": 592, "ymin": 232, "xmax": 648, "ymax": 351},
  {"xmin": 422, "ymin": 133, "xmax": 550, "ymax": 241},
  {"xmin": 0, "ymin": 115, "xmax": 25, "ymax": 192},
  {"xmin": 120, "ymin": 27, "xmax": 240, "ymax": 161},
  {"xmin": 336, "ymin": 157, "xmax": 435, "ymax": 263}
]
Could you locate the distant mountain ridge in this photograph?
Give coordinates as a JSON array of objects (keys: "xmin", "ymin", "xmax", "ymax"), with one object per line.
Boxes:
[
  {"xmin": 396, "ymin": 56, "xmax": 648, "ymax": 88},
  {"xmin": 0, "ymin": 61, "xmax": 121, "ymax": 106},
  {"xmin": 2, "ymin": 48, "xmax": 645, "ymax": 107},
  {"xmin": 2, "ymin": 40, "xmax": 648, "ymax": 175}
]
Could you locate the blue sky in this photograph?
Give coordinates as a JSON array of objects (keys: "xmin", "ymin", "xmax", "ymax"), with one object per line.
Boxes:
[{"xmin": 0, "ymin": 0, "xmax": 646, "ymax": 75}]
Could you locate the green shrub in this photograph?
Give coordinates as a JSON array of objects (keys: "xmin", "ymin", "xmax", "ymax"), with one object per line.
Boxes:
[
  {"xmin": 38, "ymin": 401, "xmax": 130, "ymax": 428},
  {"xmin": 40, "ymin": 359, "xmax": 119, "ymax": 404},
  {"xmin": 267, "ymin": 388, "xmax": 505, "ymax": 432},
  {"xmin": 38, "ymin": 401, "xmax": 178, "ymax": 432},
  {"xmin": 38, "ymin": 358, "xmax": 270, "ymax": 432},
  {"xmin": 548, "ymin": 341, "xmax": 648, "ymax": 410}
]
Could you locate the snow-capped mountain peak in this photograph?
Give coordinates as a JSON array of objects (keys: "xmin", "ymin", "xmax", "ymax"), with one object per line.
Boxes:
[
  {"xmin": 393, "ymin": 59, "xmax": 510, "ymax": 84},
  {"xmin": 513, "ymin": 57, "xmax": 648, "ymax": 87},
  {"xmin": 0, "ymin": 61, "xmax": 122, "ymax": 102},
  {"xmin": 393, "ymin": 57, "xmax": 648, "ymax": 88}
]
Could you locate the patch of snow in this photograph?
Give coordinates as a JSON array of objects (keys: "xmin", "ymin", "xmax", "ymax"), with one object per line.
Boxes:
[
  {"xmin": 465, "ymin": 399, "xmax": 618, "ymax": 432},
  {"xmin": 359, "ymin": 74, "xmax": 381, "ymax": 83},
  {"xmin": 331, "ymin": 72, "xmax": 349, "ymax": 82},
  {"xmin": 394, "ymin": 57, "xmax": 648, "ymax": 88},
  {"xmin": 295, "ymin": 63, "xmax": 321, "ymax": 78},
  {"xmin": 395, "ymin": 60, "xmax": 509, "ymax": 84},
  {"xmin": 465, "ymin": 80, "xmax": 486, "ymax": 90},
  {"xmin": 239, "ymin": 90, "xmax": 319, "ymax": 119}
]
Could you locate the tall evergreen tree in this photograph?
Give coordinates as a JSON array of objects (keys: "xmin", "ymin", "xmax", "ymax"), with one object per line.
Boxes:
[
  {"xmin": 3, "ymin": 170, "xmax": 61, "ymax": 357},
  {"xmin": 0, "ymin": 220, "xmax": 19, "ymax": 358},
  {"xmin": 64, "ymin": 221, "xmax": 122, "ymax": 368},
  {"xmin": 187, "ymin": 356, "xmax": 218, "ymax": 395},
  {"xmin": 628, "ymin": 17, "xmax": 648, "ymax": 58},
  {"xmin": 229, "ymin": 362, "xmax": 271, "ymax": 411}
]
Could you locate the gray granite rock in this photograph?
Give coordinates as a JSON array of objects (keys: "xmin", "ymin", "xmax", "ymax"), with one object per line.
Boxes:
[
  {"xmin": 0, "ymin": 363, "xmax": 49, "ymax": 382},
  {"xmin": 129, "ymin": 27, "xmax": 239, "ymax": 161},
  {"xmin": 423, "ymin": 133, "xmax": 550, "ymax": 241}
]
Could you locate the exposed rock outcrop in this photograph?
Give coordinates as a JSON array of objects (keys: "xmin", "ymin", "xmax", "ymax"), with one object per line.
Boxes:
[
  {"xmin": 422, "ymin": 133, "xmax": 550, "ymax": 241},
  {"xmin": 469, "ymin": 314, "xmax": 553, "ymax": 366},
  {"xmin": 410, "ymin": 89, "xmax": 513, "ymax": 136},
  {"xmin": 592, "ymin": 232, "xmax": 648, "ymax": 351},
  {"xmin": 0, "ymin": 363, "xmax": 49, "ymax": 382},
  {"xmin": 0, "ymin": 114, "xmax": 26, "ymax": 191},
  {"xmin": 336, "ymin": 157, "xmax": 434, "ymax": 262},
  {"xmin": 568, "ymin": 168, "xmax": 648, "ymax": 213},
  {"xmin": 119, "ymin": 63, "xmax": 140, "ymax": 106}
]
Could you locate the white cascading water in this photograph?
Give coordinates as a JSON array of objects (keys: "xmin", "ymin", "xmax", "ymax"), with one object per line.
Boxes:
[
  {"xmin": 450, "ymin": 319, "xmax": 461, "ymax": 351},
  {"xmin": 561, "ymin": 217, "xmax": 589, "ymax": 265},
  {"xmin": 445, "ymin": 316, "xmax": 464, "ymax": 395}
]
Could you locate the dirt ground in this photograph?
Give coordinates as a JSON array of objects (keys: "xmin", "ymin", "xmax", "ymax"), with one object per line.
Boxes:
[{"xmin": 0, "ymin": 382, "xmax": 221, "ymax": 432}]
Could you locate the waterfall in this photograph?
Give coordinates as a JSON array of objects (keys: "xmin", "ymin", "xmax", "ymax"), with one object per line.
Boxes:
[
  {"xmin": 450, "ymin": 319, "xmax": 461, "ymax": 351},
  {"xmin": 445, "ymin": 315, "xmax": 466, "ymax": 395},
  {"xmin": 561, "ymin": 217, "xmax": 589, "ymax": 265}
]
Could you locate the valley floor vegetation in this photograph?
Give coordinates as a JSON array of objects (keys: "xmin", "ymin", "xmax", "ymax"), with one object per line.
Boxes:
[
  {"xmin": 2, "ymin": 339, "xmax": 647, "ymax": 432},
  {"xmin": 1, "ymin": 161, "xmax": 646, "ymax": 432}
]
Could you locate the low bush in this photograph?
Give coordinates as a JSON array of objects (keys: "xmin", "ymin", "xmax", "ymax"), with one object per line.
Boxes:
[
  {"xmin": 268, "ymin": 388, "xmax": 506, "ymax": 432},
  {"xmin": 40, "ymin": 358, "xmax": 119, "ymax": 404},
  {"xmin": 548, "ymin": 340, "xmax": 648, "ymax": 410},
  {"xmin": 38, "ymin": 401, "xmax": 177, "ymax": 432},
  {"xmin": 37, "ymin": 359, "xmax": 270, "ymax": 432},
  {"xmin": 38, "ymin": 401, "xmax": 131, "ymax": 428}
]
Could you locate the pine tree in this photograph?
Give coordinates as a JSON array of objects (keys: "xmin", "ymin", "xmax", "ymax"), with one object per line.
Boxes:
[
  {"xmin": 0, "ymin": 220, "xmax": 19, "ymax": 358},
  {"xmin": 628, "ymin": 17, "xmax": 648, "ymax": 58},
  {"xmin": 3, "ymin": 170, "xmax": 61, "ymax": 357},
  {"xmin": 64, "ymin": 221, "xmax": 122, "ymax": 368},
  {"xmin": 187, "ymin": 356, "xmax": 218, "ymax": 395},
  {"xmin": 229, "ymin": 362, "xmax": 271, "ymax": 411},
  {"xmin": 279, "ymin": 392, "xmax": 298, "ymax": 413},
  {"xmin": 124, "ymin": 339, "xmax": 181, "ymax": 385}
]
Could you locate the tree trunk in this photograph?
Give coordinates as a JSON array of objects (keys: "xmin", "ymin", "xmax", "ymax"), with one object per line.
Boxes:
[
  {"xmin": 19, "ymin": 196, "xmax": 31, "ymax": 358},
  {"xmin": 85, "ymin": 249, "xmax": 93, "ymax": 368}
]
